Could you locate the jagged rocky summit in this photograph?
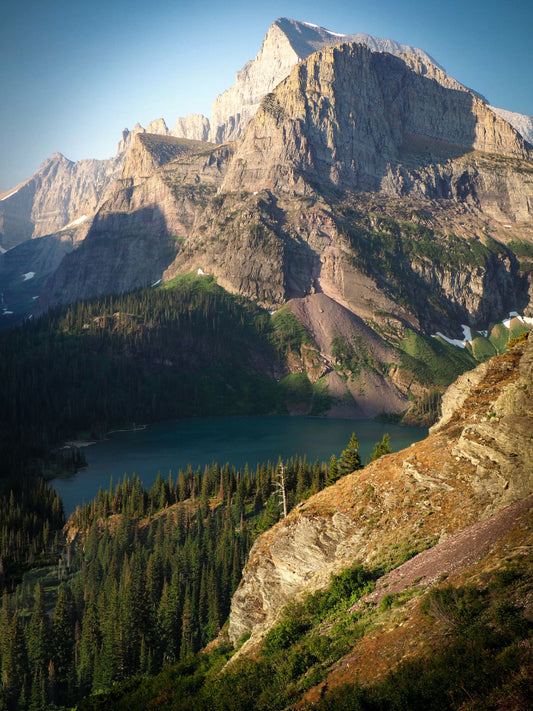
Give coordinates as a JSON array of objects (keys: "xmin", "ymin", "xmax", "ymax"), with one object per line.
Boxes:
[
  {"xmin": 3, "ymin": 17, "xmax": 531, "ymax": 253},
  {"xmin": 1, "ymin": 18, "xmax": 532, "ymax": 423}
]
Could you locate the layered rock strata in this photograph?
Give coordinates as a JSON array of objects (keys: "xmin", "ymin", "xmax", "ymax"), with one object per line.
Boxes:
[{"xmin": 227, "ymin": 335, "xmax": 533, "ymax": 651}]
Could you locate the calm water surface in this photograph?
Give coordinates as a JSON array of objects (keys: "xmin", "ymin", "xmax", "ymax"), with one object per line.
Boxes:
[{"xmin": 54, "ymin": 416, "xmax": 427, "ymax": 514}]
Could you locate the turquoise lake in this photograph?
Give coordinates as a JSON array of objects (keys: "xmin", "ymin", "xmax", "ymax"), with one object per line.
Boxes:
[{"xmin": 54, "ymin": 416, "xmax": 427, "ymax": 514}]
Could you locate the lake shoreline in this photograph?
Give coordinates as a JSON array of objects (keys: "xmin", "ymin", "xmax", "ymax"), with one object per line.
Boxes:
[{"xmin": 53, "ymin": 415, "xmax": 428, "ymax": 516}]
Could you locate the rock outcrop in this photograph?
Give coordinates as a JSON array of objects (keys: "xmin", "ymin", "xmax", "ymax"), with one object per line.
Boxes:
[
  {"xmin": 171, "ymin": 114, "xmax": 210, "ymax": 142},
  {"xmin": 227, "ymin": 334, "xmax": 533, "ymax": 651},
  {"xmin": 120, "ymin": 133, "xmax": 215, "ymax": 185}
]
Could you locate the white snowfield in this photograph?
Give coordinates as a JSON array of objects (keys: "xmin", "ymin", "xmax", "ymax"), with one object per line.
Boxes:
[
  {"xmin": 0, "ymin": 187, "xmax": 20, "ymax": 201},
  {"xmin": 302, "ymin": 21, "xmax": 346, "ymax": 37},
  {"xmin": 433, "ymin": 312, "xmax": 533, "ymax": 349},
  {"xmin": 61, "ymin": 214, "xmax": 88, "ymax": 230},
  {"xmin": 489, "ymin": 106, "xmax": 533, "ymax": 145},
  {"xmin": 22, "ymin": 271, "xmax": 35, "ymax": 281}
]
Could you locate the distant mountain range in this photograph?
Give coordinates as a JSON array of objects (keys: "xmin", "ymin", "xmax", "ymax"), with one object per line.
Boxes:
[{"xmin": 1, "ymin": 17, "xmax": 532, "ymax": 420}]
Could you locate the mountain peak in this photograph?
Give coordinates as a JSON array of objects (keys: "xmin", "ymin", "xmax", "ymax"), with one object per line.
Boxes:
[
  {"xmin": 274, "ymin": 17, "xmax": 442, "ymax": 70},
  {"xmin": 209, "ymin": 17, "xmax": 457, "ymax": 144}
]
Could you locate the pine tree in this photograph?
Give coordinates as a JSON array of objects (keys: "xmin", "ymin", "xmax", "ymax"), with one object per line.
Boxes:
[
  {"xmin": 370, "ymin": 433, "xmax": 391, "ymax": 461},
  {"xmin": 2, "ymin": 612, "xmax": 29, "ymax": 709},
  {"xmin": 77, "ymin": 591, "xmax": 100, "ymax": 697},
  {"xmin": 338, "ymin": 433, "xmax": 362, "ymax": 476},
  {"xmin": 180, "ymin": 587, "xmax": 195, "ymax": 659},
  {"xmin": 51, "ymin": 586, "xmax": 75, "ymax": 705},
  {"xmin": 326, "ymin": 454, "xmax": 340, "ymax": 486}
]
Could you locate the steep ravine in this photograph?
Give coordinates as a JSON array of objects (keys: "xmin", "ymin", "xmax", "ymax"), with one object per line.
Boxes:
[{"xmin": 227, "ymin": 333, "xmax": 533, "ymax": 656}]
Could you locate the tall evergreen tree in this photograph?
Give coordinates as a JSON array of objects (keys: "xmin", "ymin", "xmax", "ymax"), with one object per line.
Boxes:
[
  {"xmin": 370, "ymin": 433, "xmax": 391, "ymax": 461},
  {"xmin": 51, "ymin": 586, "xmax": 75, "ymax": 704},
  {"xmin": 338, "ymin": 433, "xmax": 362, "ymax": 476},
  {"xmin": 326, "ymin": 454, "xmax": 340, "ymax": 486}
]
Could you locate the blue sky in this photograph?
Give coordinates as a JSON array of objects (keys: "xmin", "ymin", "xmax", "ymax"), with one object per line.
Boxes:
[{"xmin": 1, "ymin": 0, "xmax": 531, "ymax": 190}]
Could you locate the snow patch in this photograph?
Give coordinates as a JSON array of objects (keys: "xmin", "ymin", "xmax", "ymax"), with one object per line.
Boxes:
[
  {"xmin": 325, "ymin": 29, "xmax": 347, "ymax": 37},
  {"xmin": 197, "ymin": 268, "xmax": 205, "ymax": 275},
  {"xmin": 22, "ymin": 271, "xmax": 35, "ymax": 281},
  {"xmin": 61, "ymin": 214, "xmax": 88, "ymax": 230},
  {"xmin": 301, "ymin": 21, "xmax": 346, "ymax": 37},
  {"xmin": 503, "ymin": 311, "xmax": 533, "ymax": 328},
  {"xmin": 461, "ymin": 325, "xmax": 472, "ymax": 343},
  {"xmin": 2, "ymin": 310, "xmax": 13, "ymax": 315},
  {"xmin": 0, "ymin": 187, "xmax": 20, "ymax": 201},
  {"xmin": 435, "ymin": 311, "xmax": 532, "ymax": 350},
  {"xmin": 0, "ymin": 246, "xmax": 6, "ymax": 254},
  {"xmin": 151, "ymin": 279, "xmax": 161, "ymax": 287},
  {"xmin": 489, "ymin": 106, "xmax": 533, "ymax": 145},
  {"xmin": 32, "ymin": 296, "xmax": 39, "ymax": 300},
  {"xmin": 434, "ymin": 332, "xmax": 467, "ymax": 349}
]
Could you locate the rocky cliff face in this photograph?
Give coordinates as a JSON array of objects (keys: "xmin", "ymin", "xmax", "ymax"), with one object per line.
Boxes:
[
  {"xmin": 222, "ymin": 42, "xmax": 531, "ymax": 208},
  {"xmin": 209, "ymin": 18, "xmax": 453, "ymax": 145},
  {"xmin": 39, "ymin": 140, "xmax": 233, "ymax": 308},
  {"xmin": 227, "ymin": 334, "xmax": 533, "ymax": 651},
  {"xmin": 0, "ymin": 152, "xmax": 123, "ymax": 250},
  {"xmin": 120, "ymin": 133, "xmax": 215, "ymax": 185},
  {"xmin": 490, "ymin": 105, "xmax": 533, "ymax": 145},
  {"xmin": 171, "ymin": 114, "xmax": 210, "ymax": 141}
]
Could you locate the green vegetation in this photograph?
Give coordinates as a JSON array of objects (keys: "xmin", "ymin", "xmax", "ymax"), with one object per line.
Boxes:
[
  {"xmin": 398, "ymin": 329, "xmax": 476, "ymax": 387},
  {"xmin": 330, "ymin": 333, "xmax": 385, "ymax": 382},
  {"xmin": 470, "ymin": 332, "xmax": 497, "ymax": 360},
  {"xmin": 1, "ymin": 427, "xmax": 396, "ymax": 710},
  {"xmin": 74, "ymin": 559, "xmax": 532, "ymax": 711},
  {"xmin": 314, "ymin": 574, "xmax": 532, "ymax": 710},
  {"xmin": 0, "ymin": 477, "xmax": 64, "ymax": 590},
  {"xmin": 0, "ymin": 454, "xmax": 328, "ymax": 710},
  {"xmin": 338, "ymin": 433, "xmax": 362, "ymax": 477},
  {"xmin": 271, "ymin": 306, "xmax": 314, "ymax": 355},
  {"xmin": 278, "ymin": 372, "xmax": 332, "ymax": 415},
  {"xmin": 369, "ymin": 433, "xmax": 391, "ymax": 461},
  {"xmin": 0, "ymin": 274, "xmax": 286, "ymax": 482}
]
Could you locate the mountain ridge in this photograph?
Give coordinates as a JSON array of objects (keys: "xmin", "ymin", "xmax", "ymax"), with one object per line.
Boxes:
[{"xmin": 226, "ymin": 332, "xmax": 533, "ymax": 654}]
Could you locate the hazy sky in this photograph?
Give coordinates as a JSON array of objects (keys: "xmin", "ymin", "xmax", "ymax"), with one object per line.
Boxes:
[{"xmin": 1, "ymin": 0, "xmax": 531, "ymax": 190}]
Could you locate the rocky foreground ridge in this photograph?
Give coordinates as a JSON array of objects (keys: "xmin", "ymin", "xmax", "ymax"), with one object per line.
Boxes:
[{"xmin": 227, "ymin": 333, "xmax": 533, "ymax": 660}]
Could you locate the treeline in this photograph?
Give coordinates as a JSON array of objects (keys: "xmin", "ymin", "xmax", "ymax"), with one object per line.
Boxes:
[
  {"xmin": 0, "ymin": 274, "xmax": 283, "ymax": 480},
  {"xmin": 0, "ymin": 476, "xmax": 64, "ymax": 591},
  {"xmin": 0, "ymin": 452, "xmax": 333, "ymax": 711}
]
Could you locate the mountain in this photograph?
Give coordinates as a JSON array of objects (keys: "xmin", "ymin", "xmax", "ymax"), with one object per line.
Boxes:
[
  {"xmin": 2, "ymin": 18, "xmax": 532, "ymax": 258},
  {"xmin": 2, "ymin": 18, "xmax": 533, "ymax": 421},
  {"xmin": 208, "ymin": 17, "xmax": 452, "ymax": 144}
]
